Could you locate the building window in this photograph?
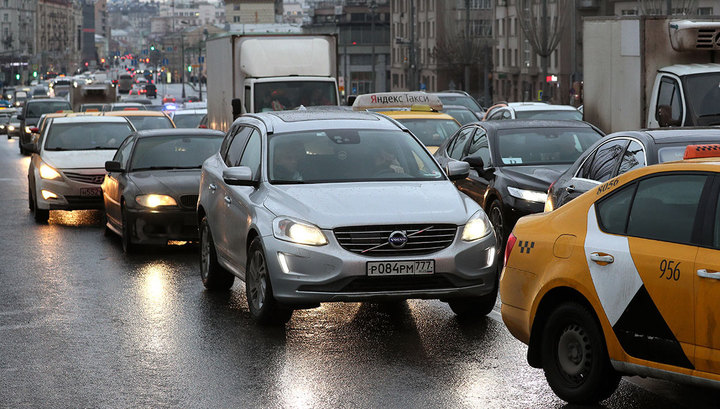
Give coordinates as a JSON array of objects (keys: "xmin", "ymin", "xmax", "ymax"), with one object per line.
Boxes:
[
  {"xmin": 470, "ymin": 20, "xmax": 492, "ymax": 37},
  {"xmin": 621, "ymin": 9, "xmax": 638, "ymax": 15},
  {"xmin": 697, "ymin": 7, "xmax": 713, "ymax": 15}
]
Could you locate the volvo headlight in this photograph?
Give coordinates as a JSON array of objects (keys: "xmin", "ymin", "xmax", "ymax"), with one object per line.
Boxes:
[
  {"xmin": 135, "ymin": 194, "xmax": 177, "ymax": 208},
  {"xmin": 507, "ymin": 186, "xmax": 548, "ymax": 203},
  {"xmin": 39, "ymin": 163, "xmax": 61, "ymax": 180},
  {"xmin": 461, "ymin": 210, "xmax": 492, "ymax": 242},
  {"xmin": 273, "ymin": 217, "xmax": 327, "ymax": 246}
]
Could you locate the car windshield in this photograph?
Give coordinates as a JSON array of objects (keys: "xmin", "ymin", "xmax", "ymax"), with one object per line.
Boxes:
[
  {"xmin": 496, "ymin": 127, "xmax": 602, "ymax": 166},
  {"xmin": 44, "ymin": 122, "xmax": 131, "ymax": 150},
  {"xmin": 130, "ymin": 135, "xmax": 222, "ymax": 171},
  {"xmin": 172, "ymin": 113, "xmax": 205, "ymax": 128},
  {"xmin": 126, "ymin": 116, "xmax": 173, "ymax": 130},
  {"xmin": 26, "ymin": 101, "xmax": 71, "ymax": 118},
  {"xmin": 443, "ymin": 108, "xmax": 479, "ymax": 125},
  {"xmin": 268, "ymin": 128, "xmax": 445, "ymax": 184},
  {"xmin": 395, "ymin": 118, "xmax": 460, "ymax": 146},
  {"xmin": 685, "ymin": 73, "xmax": 720, "ymax": 125},
  {"xmin": 514, "ymin": 110, "xmax": 582, "ymax": 121},
  {"xmin": 437, "ymin": 95, "xmax": 483, "ymax": 112},
  {"xmin": 255, "ymin": 81, "xmax": 338, "ymax": 111}
]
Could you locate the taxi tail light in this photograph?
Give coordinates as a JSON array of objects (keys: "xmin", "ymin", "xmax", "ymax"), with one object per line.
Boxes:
[
  {"xmin": 124, "ymin": 107, "xmax": 139, "ymax": 111},
  {"xmin": 684, "ymin": 144, "xmax": 720, "ymax": 160},
  {"xmin": 504, "ymin": 232, "xmax": 517, "ymax": 267},
  {"xmin": 29, "ymin": 127, "xmax": 39, "ymax": 133}
]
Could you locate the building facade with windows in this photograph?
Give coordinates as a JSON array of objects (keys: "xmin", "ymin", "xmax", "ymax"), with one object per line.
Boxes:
[
  {"xmin": 225, "ymin": 0, "xmax": 276, "ymax": 24},
  {"xmin": 37, "ymin": 0, "xmax": 81, "ymax": 74},
  {"xmin": 390, "ymin": 0, "xmax": 493, "ymax": 101},
  {"xmin": 305, "ymin": 0, "xmax": 391, "ymax": 98}
]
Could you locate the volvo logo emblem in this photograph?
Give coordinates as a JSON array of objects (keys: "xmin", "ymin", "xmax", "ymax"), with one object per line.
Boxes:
[{"xmin": 388, "ymin": 230, "xmax": 408, "ymax": 248}]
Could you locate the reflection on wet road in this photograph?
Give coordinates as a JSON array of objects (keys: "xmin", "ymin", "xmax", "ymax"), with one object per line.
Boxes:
[{"xmin": 1, "ymin": 138, "xmax": 718, "ymax": 408}]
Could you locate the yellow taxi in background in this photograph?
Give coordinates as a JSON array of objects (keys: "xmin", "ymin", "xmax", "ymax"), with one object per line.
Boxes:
[
  {"xmin": 352, "ymin": 92, "xmax": 460, "ymax": 153},
  {"xmin": 104, "ymin": 109, "xmax": 175, "ymax": 130},
  {"xmin": 500, "ymin": 144, "xmax": 720, "ymax": 404}
]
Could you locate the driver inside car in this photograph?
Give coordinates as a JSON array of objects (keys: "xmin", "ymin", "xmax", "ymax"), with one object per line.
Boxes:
[{"xmin": 374, "ymin": 146, "xmax": 405, "ymax": 175}]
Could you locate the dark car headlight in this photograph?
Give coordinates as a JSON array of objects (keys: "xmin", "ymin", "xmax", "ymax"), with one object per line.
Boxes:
[{"xmin": 507, "ymin": 186, "xmax": 548, "ymax": 203}]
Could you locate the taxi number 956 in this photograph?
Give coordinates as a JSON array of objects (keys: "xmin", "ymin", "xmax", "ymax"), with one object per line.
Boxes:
[{"xmin": 659, "ymin": 259, "xmax": 680, "ymax": 281}]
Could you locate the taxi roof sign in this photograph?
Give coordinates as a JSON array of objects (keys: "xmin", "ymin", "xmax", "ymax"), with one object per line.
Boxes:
[
  {"xmin": 352, "ymin": 92, "xmax": 443, "ymax": 111},
  {"xmin": 683, "ymin": 144, "xmax": 720, "ymax": 160}
]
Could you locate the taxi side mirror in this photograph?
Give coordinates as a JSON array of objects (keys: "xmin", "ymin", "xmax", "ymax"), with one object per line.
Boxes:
[{"xmin": 446, "ymin": 161, "xmax": 470, "ymax": 181}]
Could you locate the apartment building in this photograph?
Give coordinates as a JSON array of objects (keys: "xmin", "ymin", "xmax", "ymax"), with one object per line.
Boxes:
[{"xmin": 390, "ymin": 0, "xmax": 493, "ymax": 101}]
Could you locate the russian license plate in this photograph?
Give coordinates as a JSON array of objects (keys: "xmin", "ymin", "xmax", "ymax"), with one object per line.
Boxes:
[
  {"xmin": 80, "ymin": 187, "xmax": 102, "ymax": 197},
  {"xmin": 367, "ymin": 260, "xmax": 434, "ymax": 276}
]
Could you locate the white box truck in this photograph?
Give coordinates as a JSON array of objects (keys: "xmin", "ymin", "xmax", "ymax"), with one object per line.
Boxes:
[
  {"xmin": 583, "ymin": 17, "xmax": 720, "ymax": 133},
  {"xmin": 206, "ymin": 34, "xmax": 340, "ymax": 132}
]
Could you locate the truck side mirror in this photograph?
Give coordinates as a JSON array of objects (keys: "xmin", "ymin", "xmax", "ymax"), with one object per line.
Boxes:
[{"xmin": 231, "ymin": 98, "xmax": 243, "ymax": 119}]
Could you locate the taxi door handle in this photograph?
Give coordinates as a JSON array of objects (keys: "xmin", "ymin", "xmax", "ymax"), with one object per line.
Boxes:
[
  {"xmin": 565, "ymin": 185, "xmax": 575, "ymax": 194},
  {"xmin": 208, "ymin": 183, "xmax": 217, "ymax": 191},
  {"xmin": 697, "ymin": 269, "xmax": 720, "ymax": 280},
  {"xmin": 224, "ymin": 195, "xmax": 231, "ymax": 205},
  {"xmin": 590, "ymin": 252, "xmax": 614, "ymax": 264}
]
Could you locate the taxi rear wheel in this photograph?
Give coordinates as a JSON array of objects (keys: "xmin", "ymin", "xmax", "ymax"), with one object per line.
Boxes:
[
  {"xmin": 246, "ymin": 237, "xmax": 293, "ymax": 325},
  {"xmin": 541, "ymin": 302, "xmax": 621, "ymax": 404},
  {"xmin": 199, "ymin": 216, "xmax": 234, "ymax": 291}
]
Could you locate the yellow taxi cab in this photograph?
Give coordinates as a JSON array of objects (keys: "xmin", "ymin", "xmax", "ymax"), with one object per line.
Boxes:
[
  {"xmin": 499, "ymin": 144, "xmax": 720, "ymax": 404},
  {"xmin": 104, "ymin": 109, "xmax": 175, "ymax": 130},
  {"xmin": 352, "ymin": 92, "xmax": 460, "ymax": 153}
]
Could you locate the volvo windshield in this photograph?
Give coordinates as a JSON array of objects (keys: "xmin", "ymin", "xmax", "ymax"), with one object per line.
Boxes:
[{"xmin": 268, "ymin": 129, "xmax": 445, "ymax": 184}]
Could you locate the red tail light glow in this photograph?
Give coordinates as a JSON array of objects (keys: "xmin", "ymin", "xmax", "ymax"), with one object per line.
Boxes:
[{"xmin": 504, "ymin": 232, "xmax": 517, "ymax": 267}]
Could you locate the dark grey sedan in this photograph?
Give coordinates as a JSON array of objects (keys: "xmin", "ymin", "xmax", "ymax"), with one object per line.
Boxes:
[{"xmin": 102, "ymin": 128, "xmax": 224, "ymax": 253}]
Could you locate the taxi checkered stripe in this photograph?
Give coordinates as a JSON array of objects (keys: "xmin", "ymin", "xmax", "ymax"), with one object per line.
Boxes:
[
  {"xmin": 693, "ymin": 144, "xmax": 720, "ymax": 152},
  {"xmin": 518, "ymin": 240, "xmax": 534, "ymax": 254}
]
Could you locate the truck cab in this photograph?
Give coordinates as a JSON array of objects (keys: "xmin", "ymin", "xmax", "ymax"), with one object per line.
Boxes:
[{"xmin": 647, "ymin": 64, "xmax": 720, "ymax": 128}]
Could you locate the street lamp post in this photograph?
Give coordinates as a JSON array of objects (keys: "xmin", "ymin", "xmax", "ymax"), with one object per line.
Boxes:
[
  {"xmin": 181, "ymin": 31, "xmax": 186, "ymax": 99},
  {"xmin": 368, "ymin": 0, "xmax": 377, "ymax": 93}
]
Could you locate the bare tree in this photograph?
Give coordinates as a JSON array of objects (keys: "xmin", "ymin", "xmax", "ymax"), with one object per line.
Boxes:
[
  {"xmin": 516, "ymin": 0, "xmax": 571, "ymax": 97},
  {"xmin": 432, "ymin": 1, "xmax": 493, "ymax": 100}
]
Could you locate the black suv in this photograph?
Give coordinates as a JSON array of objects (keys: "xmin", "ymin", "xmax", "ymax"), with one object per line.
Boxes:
[
  {"xmin": 18, "ymin": 98, "xmax": 72, "ymax": 155},
  {"xmin": 143, "ymin": 83, "xmax": 157, "ymax": 98}
]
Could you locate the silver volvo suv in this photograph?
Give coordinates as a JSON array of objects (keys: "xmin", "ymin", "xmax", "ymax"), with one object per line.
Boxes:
[{"xmin": 198, "ymin": 110, "xmax": 498, "ymax": 324}]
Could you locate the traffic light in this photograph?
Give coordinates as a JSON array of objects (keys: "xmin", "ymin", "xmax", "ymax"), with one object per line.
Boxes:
[
  {"xmin": 32, "ymin": 71, "xmax": 37, "ymax": 78},
  {"xmin": 15, "ymin": 73, "xmax": 20, "ymax": 81},
  {"xmin": 187, "ymin": 65, "xmax": 192, "ymax": 72},
  {"xmin": 150, "ymin": 44, "xmax": 155, "ymax": 51}
]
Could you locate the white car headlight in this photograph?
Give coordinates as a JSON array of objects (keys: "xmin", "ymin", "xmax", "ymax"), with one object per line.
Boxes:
[
  {"xmin": 273, "ymin": 217, "xmax": 328, "ymax": 246},
  {"xmin": 135, "ymin": 194, "xmax": 177, "ymax": 208},
  {"xmin": 24, "ymin": 126, "xmax": 31, "ymax": 134},
  {"xmin": 461, "ymin": 210, "xmax": 492, "ymax": 242},
  {"xmin": 39, "ymin": 163, "xmax": 62, "ymax": 180},
  {"xmin": 507, "ymin": 186, "xmax": 548, "ymax": 203}
]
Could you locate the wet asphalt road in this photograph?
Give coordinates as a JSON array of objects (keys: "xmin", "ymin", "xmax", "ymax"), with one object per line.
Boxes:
[{"xmin": 1, "ymin": 136, "xmax": 719, "ymax": 408}]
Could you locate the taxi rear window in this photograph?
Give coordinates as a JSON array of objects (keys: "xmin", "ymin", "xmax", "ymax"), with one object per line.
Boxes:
[{"xmin": 596, "ymin": 174, "xmax": 708, "ymax": 245}]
